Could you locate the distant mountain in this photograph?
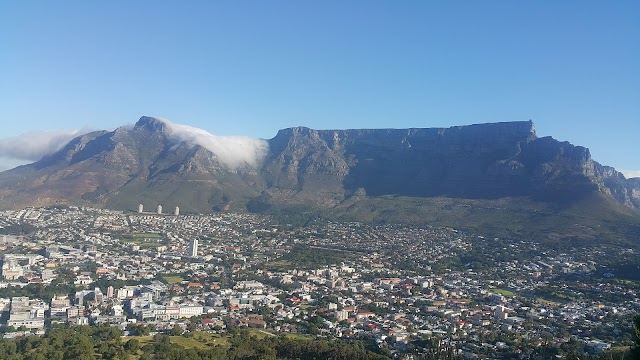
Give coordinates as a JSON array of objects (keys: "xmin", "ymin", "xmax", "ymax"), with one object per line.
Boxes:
[{"xmin": 1, "ymin": 116, "xmax": 639, "ymax": 244}]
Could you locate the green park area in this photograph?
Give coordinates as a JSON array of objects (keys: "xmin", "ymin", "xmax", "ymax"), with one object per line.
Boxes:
[
  {"xmin": 162, "ymin": 275, "xmax": 185, "ymax": 284},
  {"xmin": 489, "ymin": 288, "xmax": 515, "ymax": 297},
  {"xmin": 133, "ymin": 232, "xmax": 162, "ymax": 239}
]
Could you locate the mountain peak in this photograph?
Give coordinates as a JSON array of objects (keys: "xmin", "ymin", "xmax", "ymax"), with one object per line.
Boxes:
[{"xmin": 134, "ymin": 116, "xmax": 168, "ymax": 132}]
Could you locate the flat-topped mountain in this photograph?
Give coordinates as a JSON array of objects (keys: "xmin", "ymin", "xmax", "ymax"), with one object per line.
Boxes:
[
  {"xmin": 263, "ymin": 120, "xmax": 639, "ymax": 208},
  {"xmin": 1, "ymin": 117, "xmax": 639, "ymax": 244}
]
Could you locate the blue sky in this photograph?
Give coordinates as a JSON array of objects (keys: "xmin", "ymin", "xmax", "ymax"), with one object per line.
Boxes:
[{"xmin": 1, "ymin": 1, "xmax": 638, "ymax": 174}]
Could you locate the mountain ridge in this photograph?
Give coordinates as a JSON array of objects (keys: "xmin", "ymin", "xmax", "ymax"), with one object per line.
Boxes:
[{"xmin": 0, "ymin": 117, "xmax": 638, "ymax": 241}]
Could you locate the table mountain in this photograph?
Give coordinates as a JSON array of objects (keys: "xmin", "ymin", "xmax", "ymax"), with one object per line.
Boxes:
[{"xmin": 262, "ymin": 121, "xmax": 639, "ymax": 209}]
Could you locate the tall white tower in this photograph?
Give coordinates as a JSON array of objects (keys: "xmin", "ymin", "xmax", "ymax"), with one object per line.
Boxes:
[
  {"xmin": 174, "ymin": 206, "xmax": 180, "ymax": 216},
  {"xmin": 188, "ymin": 239, "xmax": 198, "ymax": 257},
  {"xmin": 157, "ymin": 205, "xmax": 162, "ymax": 214},
  {"xmin": 138, "ymin": 204, "xmax": 144, "ymax": 213}
]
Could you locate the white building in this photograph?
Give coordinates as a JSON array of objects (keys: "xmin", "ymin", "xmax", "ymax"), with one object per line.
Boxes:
[
  {"xmin": 179, "ymin": 305, "xmax": 203, "ymax": 317},
  {"xmin": 111, "ymin": 304, "xmax": 124, "ymax": 317},
  {"xmin": 138, "ymin": 204, "xmax": 144, "ymax": 213},
  {"xmin": 335, "ymin": 310, "xmax": 350, "ymax": 321},
  {"xmin": 117, "ymin": 287, "xmax": 136, "ymax": 300},
  {"xmin": 188, "ymin": 239, "xmax": 198, "ymax": 257},
  {"xmin": 157, "ymin": 205, "xmax": 163, "ymax": 214}
]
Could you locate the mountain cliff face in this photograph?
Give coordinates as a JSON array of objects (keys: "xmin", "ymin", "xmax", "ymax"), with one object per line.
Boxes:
[
  {"xmin": 262, "ymin": 121, "xmax": 639, "ymax": 209},
  {"xmin": 0, "ymin": 117, "xmax": 638, "ymax": 216}
]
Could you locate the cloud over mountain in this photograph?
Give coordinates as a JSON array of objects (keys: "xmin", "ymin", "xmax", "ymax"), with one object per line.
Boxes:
[
  {"xmin": 154, "ymin": 117, "xmax": 269, "ymax": 169},
  {"xmin": 0, "ymin": 129, "xmax": 91, "ymax": 170},
  {"xmin": 620, "ymin": 169, "xmax": 640, "ymax": 179}
]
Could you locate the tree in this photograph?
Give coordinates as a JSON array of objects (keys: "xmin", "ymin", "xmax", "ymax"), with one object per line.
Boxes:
[
  {"xmin": 186, "ymin": 320, "xmax": 197, "ymax": 332},
  {"xmin": 169, "ymin": 325, "xmax": 183, "ymax": 336},
  {"xmin": 631, "ymin": 314, "xmax": 640, "ymax": 360},
  {"xmin": 634, "ymin": 315, "xmax": 640, "ymax": 344},
  {"xmin": 4, "ymin": 326, "xmax": 16, "ymax": 333},
  {"xmin": 124, "ymin": 338, "xmax": 140, "ymax": 352},
  {"xmin": 135, "ymin": 325, "xmax": 151, "ymax": 336}
]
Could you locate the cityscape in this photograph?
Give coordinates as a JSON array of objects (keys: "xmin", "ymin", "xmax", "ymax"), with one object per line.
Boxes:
[{"xmin": 0, "ymin": 205, "xmax": 638, "ymax": 358}]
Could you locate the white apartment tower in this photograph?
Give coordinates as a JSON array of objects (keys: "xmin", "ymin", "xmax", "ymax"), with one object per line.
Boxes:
[
  {"xmin": 157, "ymin": 205, "xmax": 162, "ymax": 214},
  {"xmin": 174, "ymin": 206, "xmax": 180, "ymax": 216},
  {"xmin": 138, "ymin": 204, "xmax": 144, "ymax": 213},
  {"xmin": 188, "ymin": 239, "xmax": 198, "ymax": 257}
]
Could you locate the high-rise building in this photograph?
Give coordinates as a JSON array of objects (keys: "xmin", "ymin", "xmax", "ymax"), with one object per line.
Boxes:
[
  {"xmin": 188, "ymin": 239, "xmax": 198, "ymax": 257},
  {"xmin": 174, "ymin": 206, "xmax": 180, "ymax": 216},
  {"xmin": 75, "ymin": 291, "xmax": 85, "ymax": 306},
  {"xmin": 94, "ymin": 287, "xmax": 104, "ymax": 303},
  {"xmin": 138, "ymin": 204, "xmax": 144, "ymax": 213},
  {"xmin": 106, "ymin": 286, "xmax": 114, "ymax": 298},
  {"xmin": 157, "ymin": 205, "xmax": 162, "ymax": 214}
]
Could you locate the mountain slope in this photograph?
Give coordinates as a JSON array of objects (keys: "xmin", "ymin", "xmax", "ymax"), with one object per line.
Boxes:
[{"xmin": 0, "ymin": 117, "xmax": 262, "ymax": 212}]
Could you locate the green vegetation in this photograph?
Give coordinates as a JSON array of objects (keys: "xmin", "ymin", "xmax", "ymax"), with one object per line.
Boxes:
[
  {"xmin": 535, "ymin": 297, "xmax": 560, "ymax": 306},
  {"xmin": 489, "ymin": 288, "xmax": 515, "ymax": 297},
  {"xmin": 0, "ymin": 223, "xmax": 35, "ymax": 235},
  {"xmin": 267, "ymin": 245, "xmax": 356, "ymax": 270},
  {"xmin": 631, "ymin": 314, "xmax": 640, "ymax": 359},
  {"xmin": 132, "ymin": 232, "xmax": 162, "ymax": 239},
  {"xmin": 120, "ymin": 238, "xmax": 162, "ymax": 249},
  {"xmin": 162, "ymin": 276, "xmax": 185, "ymax": 284},
  {"xmin": 0, "ymin": 282, "xmax": 77, "ymax": 303},
  {"xmin": 0, "ymin": 324, "xmax": 123, "ymax": 360},
  {"xmin": 0, "ymin": 326, "xmax": 390, "ymax": 359}
]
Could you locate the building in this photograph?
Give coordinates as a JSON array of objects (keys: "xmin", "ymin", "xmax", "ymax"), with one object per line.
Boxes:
[
  {"xmin": 138, "ymin": 204, "xmax": 144, "ymax": 213},
  {"xmin": 174, "ymin": 206, "xmax": 180, "ymax": 216},
  {"xmin": 335, "ymin": 310, "xmax": 350, "ymax": 321},
  {"xmin": 494, "ymin": 305, "xmax": 508, "ymax": 320},
  {"xmin": 93, "ymin": 287, "xmax": 104, "ymax": 304},
  {"xmin": 75, "ymin": 290, "xmax": 91, "ymax": 306},
  {"xmin": 179, "ymin": 305, "xmax": 203, "ymax": 317},
  {"xmin": 157, "ymin": 205, "xmax": 162, "ymax": 214},
  {"xmin": 188, "ymin": 239, "xmax": 198, "ymax": 257},
  {"xmin": 8, "ymin": 297, "xmax": 48, "ymax": 329},
  {"xmin": 50, "ymin": 295, "xmax": 71, "ymax": 319},
  {"xmin": 111, "ymin": 304, "xmax": 124, "ymax": 317}
]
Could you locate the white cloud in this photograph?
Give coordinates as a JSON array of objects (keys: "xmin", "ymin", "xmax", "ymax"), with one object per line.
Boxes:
[
  {"xmin": 156, "ymin": 118, "xmax": 269, "ymax": 169},
  {"xmin": 0, "ymin": 129, "xmax": 91, "ymax": 169},
  {"xmin": 0, "ymin": 156, "xmax": 30, "ymax": 172},
  {"xmin": 620, "ymin": 169, "xmax": 640, "ymax": 179}
]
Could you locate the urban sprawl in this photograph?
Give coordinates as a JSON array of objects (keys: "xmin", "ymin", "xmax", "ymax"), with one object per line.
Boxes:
[{"xmin": 0, "ymin": 206, "xmax": 638, "ymax": 358}]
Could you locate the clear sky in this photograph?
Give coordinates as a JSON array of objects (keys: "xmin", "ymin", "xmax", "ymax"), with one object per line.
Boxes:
[{"xmin": 1, "ymin": 1, "xmax": 638, "ymax": 174}]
